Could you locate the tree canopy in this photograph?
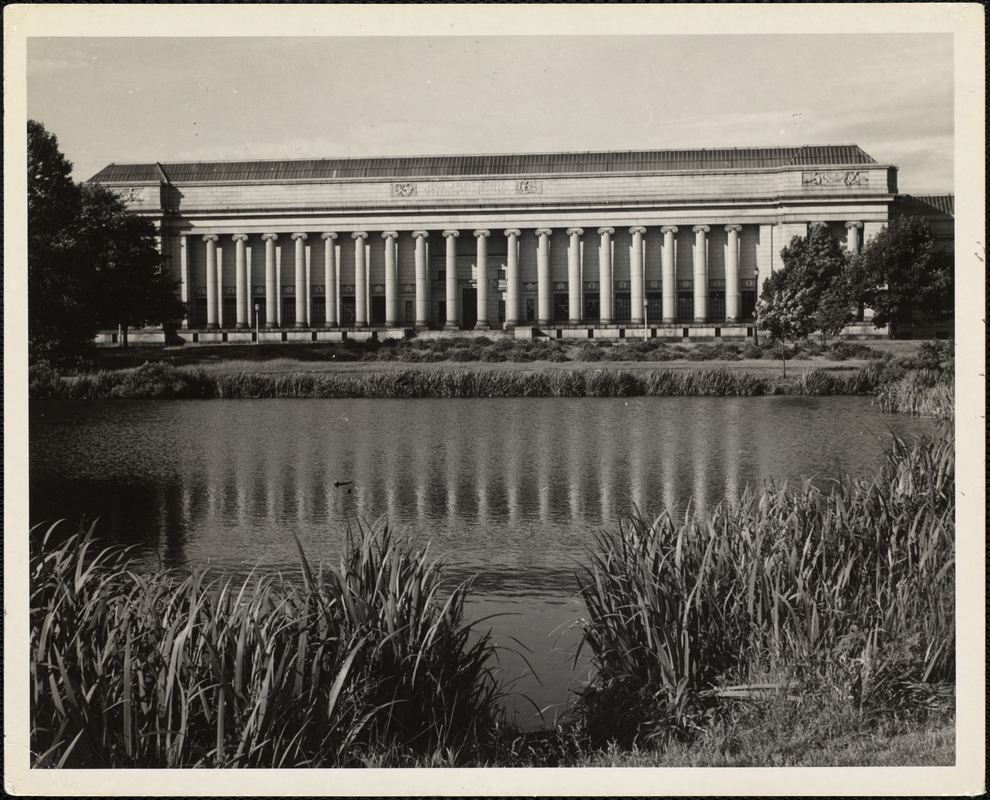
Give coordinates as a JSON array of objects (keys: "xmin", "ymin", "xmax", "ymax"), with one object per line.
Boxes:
[
  {"xmin": 848, "ymin": 216, "xmax": 953, "ymax": 329},
  {"xmin": 756, "ymin": 223, "xmax": 852, "ymax": 343},
  {"xmin": 28, "ymin": 120, "xmax": 185, "ymax": 365}
]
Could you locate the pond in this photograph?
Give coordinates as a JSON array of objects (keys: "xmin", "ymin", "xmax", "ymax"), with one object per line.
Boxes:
[{"xmin": 30, "ymin": 396, "xmax": 935, "ymax": 727}]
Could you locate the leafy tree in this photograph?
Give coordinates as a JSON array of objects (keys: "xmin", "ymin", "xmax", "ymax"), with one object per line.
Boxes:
[
  {"xmin": 77, "ymin": 185, "xmax": 185, "ymax": 348},
  {"xmin": 756, "ymin": 223, "xmax": 852, "ymax": 373},
  {"xmin": 28, "ymin": 120, "xmax": 92, "ymax": 366},
  {"xmin": 848, "ymin": 216, "xmax": 953, "ymax": 330},
  {"xmin": 27, "ymin": 120, "xmax": 185, "ymax": 363}
]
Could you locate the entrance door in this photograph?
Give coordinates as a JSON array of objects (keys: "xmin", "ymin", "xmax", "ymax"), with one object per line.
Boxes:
[
  {"xmin": 461, "ymin": 288, "xmax": 478, "ymax": 329},
  {"xmin": 371, "ymin": 296, "xmax": 386, "ymax": 325}
]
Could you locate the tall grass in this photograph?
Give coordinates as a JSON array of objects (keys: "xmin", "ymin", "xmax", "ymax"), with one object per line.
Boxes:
[
  {"xmin": 30, "ymin": 520, "xmax": 506, "ymax": 768},
  {"xmin": 575, "ymin": 430, "xmax": 954, "ymax": 748},
  {"xmin": 876, "ymin": 369, "xmax": 954, "ymax": 419}
]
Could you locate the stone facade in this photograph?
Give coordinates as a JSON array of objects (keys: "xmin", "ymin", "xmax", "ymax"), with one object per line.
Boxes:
[{"xmin": 88, "ymin": 145, "xmax": 948, "ymax": 344}]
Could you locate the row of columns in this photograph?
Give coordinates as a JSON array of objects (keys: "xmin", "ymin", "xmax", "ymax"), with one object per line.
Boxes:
[{"xmin": 197, "ymin": 222, "xmax": 865, "ymax": 329}]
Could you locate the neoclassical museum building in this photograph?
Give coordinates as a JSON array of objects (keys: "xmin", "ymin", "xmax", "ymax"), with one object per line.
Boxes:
[{"xmin": 88, "ymin": 145, "xmax": 953, "ymax": 344}]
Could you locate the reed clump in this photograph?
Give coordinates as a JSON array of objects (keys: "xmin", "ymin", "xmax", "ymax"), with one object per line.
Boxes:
[
  {"xmin": 574, "ymin": 430, "xmax": 954, "ymax": 749},
  {"xmin": 30, "ymin": 520, "xmax": 506, "ymax": 768},
  {"xmin": 875, "ymin": 369, "xmax": 954, "ymax": 419}
]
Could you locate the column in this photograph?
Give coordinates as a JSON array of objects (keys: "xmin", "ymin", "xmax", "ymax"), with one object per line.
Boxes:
[
  {"xmin": 845, "ymin": 221, "xmax": 863, "ymax": 254},
  {"xmin": 413, "ymin": 231, "xmax": 429, "ymax": 328},
  {"xmin": 203, "ymin": 234, "xmax": 219, "ymax": 329},
  {"xmin": 233, "ymin": 234, "xmax": 249, "ymax": 328},
  {"xmin": 536, "ymin": 228, "xmax": 552, "ymax": 326},
  {"xmin": 629, "ymin": 226, "xmax": 646, "ymax": 325},
  {"xmin": 661, "ymin": 226, "xmax": 677, "ymax": 323},
  {"xmin": 598, "ymin": 227, "xmax": 614, "ymax": 324},
  {"xmin": 292, "ymin": 233, "xmax": 308, "ymax": 327},
  {"xmin": 692, "ymin": 225, "xmax": 710, "ymax": 322},
  {"xmin": 474, "ymin": 230, "xmax": 490, "ymax": 330},
  {"xmin": 322, "ymin": 232, "xmax": 337, "ymax": 327},
  {"xmin": 504, "ymin": 229, "xmax": 521, "ymax": 328},
  {"xmin": 567, "ymin": 228, "xmax": 583, "ymax": 324},
  {"xmin": 263, "ymin": 234, "xmax": 278, "ymax": 327},
  {"xmin": 352, "ymin": 232, "xmax": 368, "ymax": 327},
  {"xmin": 382, "ymin": 231, "xmax": 399, "ymax": 327},
  {"xmin": 443, "ymin": 230, "xmax": 459, "ymax": 330},
  {"xmin": 724, "ymin": 225, "xmax": 742, "ymax": 323},
  {"xmin": 179, "ymin": 235, "xmax": 189, "ymax": 329}
]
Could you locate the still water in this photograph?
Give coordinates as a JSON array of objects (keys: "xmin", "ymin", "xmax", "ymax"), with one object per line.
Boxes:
[{"xmin": 30, "ymin": 396, "xmax": 934, "ymax": 725}]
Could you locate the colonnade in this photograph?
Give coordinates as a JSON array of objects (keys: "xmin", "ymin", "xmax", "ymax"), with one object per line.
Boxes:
[{"xmin": 188, "ymin": 221, "xmax": 864, "ymax": 330}]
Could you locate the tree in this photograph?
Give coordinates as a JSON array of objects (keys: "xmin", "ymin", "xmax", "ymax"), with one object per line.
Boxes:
[
  {"xmin": 848, "ymin": 216, "xmax": 953, "ymax": 331},
  {"xmin": 77, "ymin": 185, "xmax": 185, "ymax": 348},
  {"xmin": 755, "ymin": 223, "xmax": 852, "ymax": 373},
  {"xmin": 27, "ymin": 120, "xmax": 186, "ymax": 362},
  {"xmin": 28, "ymin": 120, "xmax": 92, "ymax": 365}
]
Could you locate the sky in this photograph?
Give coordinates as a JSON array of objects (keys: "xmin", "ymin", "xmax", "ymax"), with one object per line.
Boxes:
[{"xmin": 26, "ymin": 33, "xmax": 954, "ymax": 193}]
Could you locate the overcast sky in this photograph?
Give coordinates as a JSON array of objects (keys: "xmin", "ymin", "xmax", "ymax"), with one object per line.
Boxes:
[{"xmin": 27, "ymin": 34, "xmax": 953, "ymax": 192}]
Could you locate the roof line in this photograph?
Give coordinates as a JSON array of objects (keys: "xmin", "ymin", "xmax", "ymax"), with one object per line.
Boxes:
[{"xmin": 92, "ymin": 143, "xmax": 873, "ymax": 168}]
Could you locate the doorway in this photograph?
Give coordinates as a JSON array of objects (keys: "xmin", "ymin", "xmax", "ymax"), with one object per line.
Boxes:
[{"xmin": 461, "ymin": 288, "xmax": 478, "ymax": 329}]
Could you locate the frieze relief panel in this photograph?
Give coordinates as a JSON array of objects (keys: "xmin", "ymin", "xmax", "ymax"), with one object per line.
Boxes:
[
  {"xmin": 801, "ymin": 171, "xmax": 868, "ymax": 187},
  {"xmin": 391, "ymin": 180, "xmax": 543, "ymax": 198}
]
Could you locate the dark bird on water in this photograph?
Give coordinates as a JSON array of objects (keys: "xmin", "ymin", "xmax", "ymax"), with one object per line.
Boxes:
[{"xmin": 333, "ymin": 480, "xmax": 353, "ymax": 488}]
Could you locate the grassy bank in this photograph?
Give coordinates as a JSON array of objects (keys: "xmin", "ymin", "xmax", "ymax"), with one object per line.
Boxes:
[
  {"xmin": 28, "ymin": 361, "xmax": 924, "ymax": 400},
  {"xmin": 31, "ymin": 430, "xmax": 955, "ymax": 767}
]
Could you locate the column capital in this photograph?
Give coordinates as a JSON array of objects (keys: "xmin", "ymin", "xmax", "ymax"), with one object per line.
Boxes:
[
  {"xmin": 412, "ymin": 230, "xmax": 429, "ymax": 239},
  {"xmin": 473, "ymin": 229, "xmax": 491, "ymax": 238},
  {"xmin": 442, "ymin": 229, "xmax": 460, "ymax": 238},
  {"xmin": 321, "ymin": 231, "xmax": 338, "ymax": 241},
  {"xmin": 351, "ymin": 231, "xmax": 368, "ymax": 240},
  {"xmin": 629, "ymin": 226, "xmax": 647, "ymax": 235},
  {"xmin": 845, "ymin": 220, "xmax": 864, "ymax": 230},
  {"xmin": 232, "ymin": 234, "xmax": 249, "ymax": 243},
  {"xmin": 566, "ymin": 227, "xmax": 584, "ymax": 236},
  {"xmin": 535, "ymin": 228, "xmax": 553, "ymax": 237},
  {"xmin": 724, "ymin": 224, "xmax": 743, "ymax": 233},
  {"xmin": 503, "ymin": 228, "xmax": 521, "ymax": 238},
  {"xmin": 660, "ymin": 226, "xmax": 678, "ymax": 235},
  {"xmin": 597, "ymin": 227, "xmax": 614, "ymax": 236},
  {"xmin": 261, "ymin": 233, "xmax": 278, "ymax": 242},
  {"xmin": 203, "ymin": 234, "xmax": 219, "ymax": 243},
  {"xmin": 381, "ymin": 231, "xmax": 399, "ymax": 240},
  {"xmin": 291, "ymin": 232, "xmax": 308, "ymax": 241},
  {"xmin": 692, "ymin": 225, "xmax": 710, "ymax": 234}
]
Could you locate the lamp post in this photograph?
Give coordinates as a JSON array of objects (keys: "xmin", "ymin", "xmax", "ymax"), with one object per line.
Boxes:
[
  {"xmin": 254, "ymin": 303, "xmax": 260, "ymax": 342},
  {"xmin": 643, "ymin": 298, "xmax": 649, "ymax": 341}
]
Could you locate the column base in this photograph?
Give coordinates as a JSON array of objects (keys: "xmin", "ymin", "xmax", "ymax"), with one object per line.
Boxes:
[
  {"xmin": 414, "ymin": 322, "xmax": 429, "ymax": 331},
  {"xmin": 662, "ymin": 318, "xmax": 675, "ymax": 324},
  {"xmin": 474, "ymin": 322, "xmax": 491, "ymax": 331},
  {"xmin": 568, "ymin": 319, "xmax": 582, "ymax": 326},
  {"xmin": 537, "ymin": 319, "xmax": 550, "ymax": 327},
  {"xmin": 630, "ymin": 318, "xmax": 644, "ymax": 326},
  {"xmin": 444, "ymin": 322, "xmax": 459, "ymax": 331},
  {"xmin": 504, "ymin": 321, "xmax": 518, "ymax": 331},
  {"xmin": 296, "ymin": 322, "xmax": 308, "ymax": 328},
  {"xmin": 694, "ymin": 318, "xmax": 708, "ymax": 324},
  {"xmin": 236, "ymin": 322, "xmax": 248, "ymax": 329},
  {"xmin": 265, "ymin": 322, "xmax": 278, "ymax": 329},
  {"xmin": 600, "ymin": 318, "xmax": 613, "ymax": 325},
  {"xmin": 207, "ymin": 323, "xmax": 219, "ymax": 330},
  {"xmin": 385, "ymin": 320, "xmax": 399, "ymax": 328},
  {"xmin": 725, "ymin": 316, "xmax": 740, "ymax": 323}
]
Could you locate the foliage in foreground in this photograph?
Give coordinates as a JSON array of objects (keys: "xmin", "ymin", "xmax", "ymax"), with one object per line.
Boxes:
[
  {"xmin": 30, "ymin": 521, "xmax": 505, "ymax": 768},
  {"xmin": 574, "ymin": 430, "xmax": 955, "ymax": 749}
]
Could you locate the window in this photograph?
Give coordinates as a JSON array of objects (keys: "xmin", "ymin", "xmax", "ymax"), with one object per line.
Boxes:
[
  {"xmin": 340, "ymin": 296, "xmax": 355, "ymax": 327},
  {"xmin": 223, "ymin": 298, "xmax": 237, "ymax": 326},
  {"xmin": 553, "ymin": 294, "xmax": 569, "ymax": 322},
  {"xmin": 525, "ymin": 298, "xmax": 535, "ymax": 322},
  {"xmin": 405, "ymin": 300, "xmax": 414, "ymax": 324},
  {"xmin": 709, "ymin": 291, "xmax": 726, "ymax": 322},
  {"xmin": 584, "ymin": 293, "xmax": 600, "ymax": 322},
  {"xmin": 194, "ymin": 298, "xmax": 208, "ymax": 326},
  {"xmin": 498, "ymin": 300, "xmax": 506, "ymax": 323},
  {"xmin": 254, "ymin": 303, "xmax": 267, "ymax": 327},
  {"xmin": 438, "ymin": 302, "xmax": 446, "ymax": 326},
  {"xmin": 614, "ymin": 293, "xmax": 631, "ymax": 322},
  {"xmin": 742, "ymin": 291, "xmax": 757, "ymax": 321},
  {"xmin": 282, "ymin": 297, "xmax": 296, "ymax": 326},
  {"xmin": 646, "ymin": 292, "xmax": 663, "ymax": 322},
  {"xmin": 311, "ymin": 300, "xmax": 326, "ymax": 326},
  {"xmin": 677, "ymin": 292, "xmax": 693, "ymax": 322}
]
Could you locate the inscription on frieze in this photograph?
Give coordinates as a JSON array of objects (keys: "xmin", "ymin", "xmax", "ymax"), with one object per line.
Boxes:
[
  {"xmin": 391, "ymin": 180, "xmax": 543, "ymax": 198},
  {"xmin": 801, "ymin": 171, "xmax": 868, "ymax": 187}
]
